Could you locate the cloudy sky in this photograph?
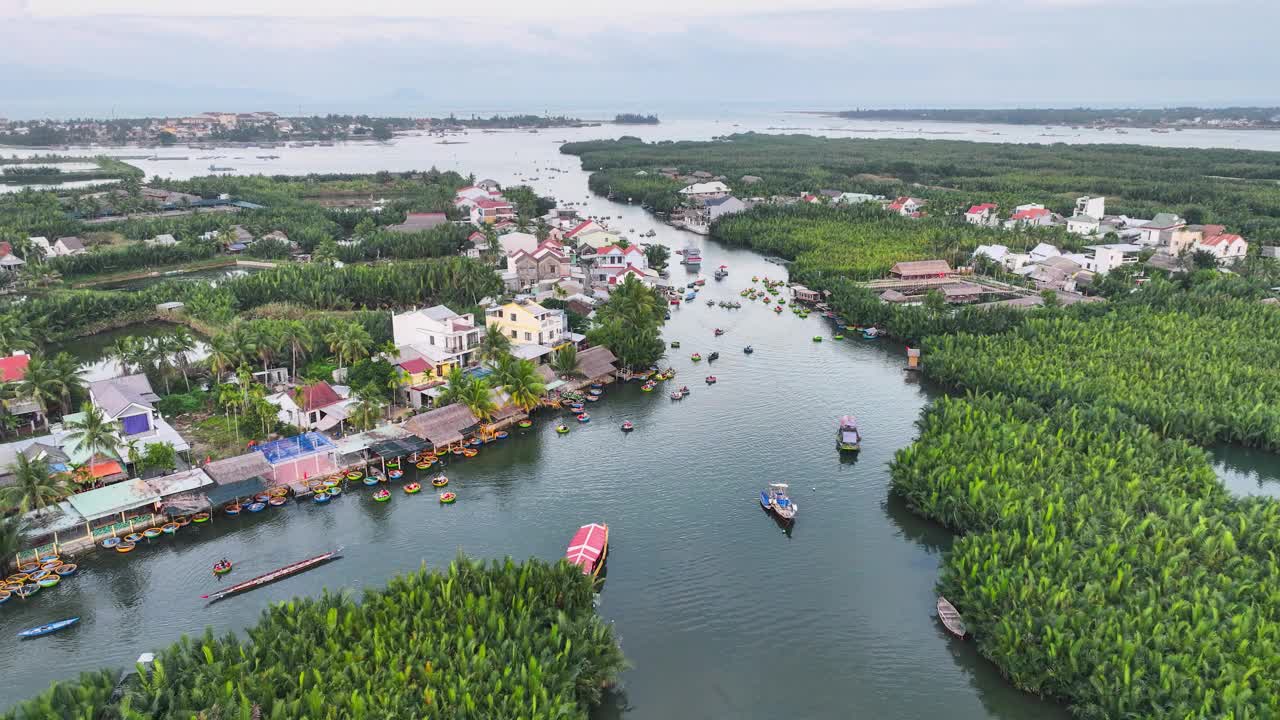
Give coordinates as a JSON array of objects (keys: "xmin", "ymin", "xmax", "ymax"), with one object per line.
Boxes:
[{"xmin": 1, "ymin": 0, "xmax": 1276, "ymax": 118}]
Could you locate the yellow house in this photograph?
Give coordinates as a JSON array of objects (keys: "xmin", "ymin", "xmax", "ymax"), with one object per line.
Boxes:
[{"xmin": 485, "ymin": 300, "xmax": 565, "ymax": 347}]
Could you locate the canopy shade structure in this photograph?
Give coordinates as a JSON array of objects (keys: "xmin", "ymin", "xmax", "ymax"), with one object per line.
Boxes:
[
  {"xmin": 403, "ymin": 404, "xmax": 478, "ymax": 447},
  {"xmin": 256, "ymin": 432, "xmax": 336, "ymax": 465},
  {"xmin": 205, "ymin": 477, "xmax": 267, "ymax": 506},
  {"xmin": 203, "ymin": 453, "xmax": 272, "ymax": 485},
  {"xmin": 66, "ymin": 479, "xmax": 159, "ymax": 522},
  {"xmin": 367, "ymin": 436, "xmax": 431, "ymax": 458},
  {"xmin": 145, "ymin": 468, "xmax": 213, "ymax": 497}
]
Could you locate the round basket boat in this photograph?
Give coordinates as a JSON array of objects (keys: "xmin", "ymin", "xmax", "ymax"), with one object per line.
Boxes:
[
  {"xmin": 438, "ymin": 492, "xmax": 457, "ymax": 504},
  {"xmin": 310, "ymin": 482, "xmax": 327, "ymax": 493},
  {"xmin": 834, "ymin": 334, "xmax": 845, "ymax": 340},
  {"xmin": 386, "ymin": 459, "xmax": 401, "ymax": 469},
  {"xmin": 556, "ymin": 425, "xmax": 569, "ymax": 434},
  {"xmin": 518, "ymin": 420, "xmax": 532, "ymax": 428},
  {"xmin": 0, "ymin": 590, "xmax": 9, "ymax": 604},
  {"xmin": 346, "ymin": 471, "xmax": 363, "ymax": 481},
  {"xmin": 101, "ymin": 537, "xmax": 122, "ymax": 549},
  {"xmin": 29, "ymin": 569, "xmax": 51, "ymax": 582},
  {"xmin": 327, "ymin": 473, "xmax": 344, "ymax": 484},
  {"xmin": 268, "ymin": 486, "xmax": 289, "ymax": 497},
  {"xmin": 363, "ymin": 475, "xmax": 380, "ymax": 486},
  {"xmin": 224, "ymin": 504, "xmax": 241, "ymax": 516},
  {"xmin": 54, "ymin": 563, "xmax": 78, "ymax": 577},
  {"xmin": 2, "ymin": 582, "xmax": 22, "ymax": 594},
  {"xmin": 192, "ymin": 512, "xmax": 210, "ymax": 523},
  {"xmin": 469, "ymin": 438, "xmax": 483, "ymax": 447},
  {"xmin": 161, "ymin": 523, "xmax": 179, "ymax": 534},
  {"xmin": 323, "ymin": 479, "xmax": 340, "ymax": 489},
  {"xmin": 577, "ymin": 413, "xmax": 591, "ymax": 423},
  {"xmin": 586, "ymin": 394, "xmax": 600, "ymax": 402},
  {"xmin": 246, "ymin": 502, "xmax": 266, "ymax": 513},
  {"xmin": 116, "ymin": 542, "xmax": 136, "ymax": 553},
  {"xmin": 6, "ymin": 573, "xmax": 28, "ymax": 584},
  {"xmin": 268, "ymin": 496, "xmax": 287, "ymax": 507},
  {"xmin": 404, "ymin": 482, "xmax": 421, "ymax": 494},
  {"xmin": 175, "ymin": 515, "xmax": 192, "ymax": 527},
  {"xmin": 124, "ymin": 533, "xmax": 144, "ymax": 543},
  {"xmin": 41, "ymin": 560, "xmax": 62, "ymax": 571},
  {"xmin": 416, "ymin": 460, "xmax": 433, "ymax": 470},
  {"xmin": 252, "ymin": 493, "xmax": 270, "ymax": 504},
  {"xmin": 431, "ymin": 475, "xmax": 449, "ymax": 487},
  {"xmin": 38, "ymin": 554, "xmax": 59, "ymax": 564},
  {"xmin": 373, "ymin": 490, "xmax": 390, "ymax": 503},
  {"xmin": 16, "ymin": 562, "xmax": 39, "ymax": 574},
  {"xmin": 37, "ymin": 575, "xmax": 60, "ymax": 588},
  {"xmin": 14, "ymin": 584, "xmax": 39, "ymax": 597},
  {"xmin": 142, "ymin": 528, "xmax": 163, "ymax": 538},
  {"xmin": 462, "ymin": 448, "xmax": 477, "ymax": 457},
  {"xmin": 388, "ymin": 469, "xmax": 403, "ymax": 480},
  {"xmin": 327, "ymin": 485, "xmax": 343, "ymax": 497},
  {"xmin": 313, "ymin": 491, "xmax": 331, "ymax": 504},
  {"xmin": 213, "ymin": 562, "xmax": 233, "ymax": 576},
  {"xmin": 451, "ymin": 447, "xmax": 464, "ymax": 456},
  {"xmin": 495, "ymin": 431, "xmax": 509, "ymax": 439}
]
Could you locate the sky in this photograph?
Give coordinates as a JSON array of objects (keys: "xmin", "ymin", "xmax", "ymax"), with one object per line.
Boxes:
[{"xmin": 1, "ymin": 0, "xmax": 1277, "ymax": 119}]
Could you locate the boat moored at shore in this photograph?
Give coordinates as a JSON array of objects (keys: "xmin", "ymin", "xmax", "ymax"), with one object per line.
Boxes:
[{"xmin": 565, "ymin": 523, "xmax": 609, "ymax": 579}]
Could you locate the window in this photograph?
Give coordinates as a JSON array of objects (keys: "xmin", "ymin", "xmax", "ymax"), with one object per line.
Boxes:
[
  {"xmin": 428, "ymin": 336, "xmax": 434, "ymax": 345},
  {"xmin": 524, "ymin": 332, "xmax": 532, "ymax": 341},
  {"xmin": 510, "ymin": 312, "xmax": 517, "ymax": 322},
  {"xmin": 510, "ymin": 330, "xmax": 517, "ymax": 339}
]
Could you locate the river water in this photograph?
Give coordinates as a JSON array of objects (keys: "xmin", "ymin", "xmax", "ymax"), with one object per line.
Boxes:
[{"xmin": 3, "ymin": 116, "xmax": 1279, "ymax": 716}]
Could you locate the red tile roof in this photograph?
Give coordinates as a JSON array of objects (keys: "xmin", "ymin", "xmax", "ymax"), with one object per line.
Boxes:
[
  {"xmin": 399, "ymin": 358, "xmax": 430, "ymax": 374},
  {"xmin": 966, "ymin": 203, "xmax": 998, "ymax": 214},
  {"xmin": 1201, "ymin": 233, "xmax": 1243, "ymax": 247},
  {"xmin": 451, "ymin": 321, "xmax": 473, "ymax": 332},
  {"xmin": 300, "ymin": 381, "xmax": 343, "ymax": 411},
  {"xmin": 0, "ymin": 354, "xmax": 29, "ymax": 382},
  {"xmin": 565, "ymin": 220, "xmax": 595, "ymax": 237},
  {"xmin": 1010, "ymin": 207, "xmax": 1050, "ymax": 220},
  {"xmin": 473, "ymin": 198, "xmax": 513, "ymax": 209}
]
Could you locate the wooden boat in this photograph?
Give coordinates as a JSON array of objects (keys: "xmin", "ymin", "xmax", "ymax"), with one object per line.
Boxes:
[
  {"xmin": 669, "ymin": 389, "xmax": 685, "ymax": 400},
  {"xmin": 18, "ymin": 617, "xmax": 79, "ymax": 639},
  {"xmin": 743, "ymin": 345, "xmax": 754, "ymax": 354},
  {"xmin": 518, "ymin": 420, "xmax": 533, "ymax": 428},
  {"xmin": 253, "ymin": 493, "xmax": 269, "ymax": 503},
  {"xmin": 565, "ymin": 523, "xmax": 609, "ymax": 579},
  {"xmin": 714, "ymin": 328, "xmax": 724, "ymax": 336},
  {"xmin": 346, "ymin": 471, "xmax": 363, "ymax": 481},
  {"xmin": 690, "ymin": 353, "xmax": 702, "ymax": 362},
  {"xmin": 37, "ymin": 575, "xmax": 61, "ymax": 588},
  {"xmin": 202, "ymin": 549, "xmax": 342, "ymax": 603},
  {"xmin": 812, "ymin": 336, "xmax": 823, "ymax": 342},
  {"xmin": 388, "ymin": 469, "xmax": 403, "ymax": 479},
  {"xmin": 705, "ymin": 376, "xmax": 717, "ymax": 384},
  {"xmin": 40, "ymin": 559, "xmax": 61, "ymax": 571},
  {"xmin": 213, "ymin": 560, "xmax": 233, "ymax": 576},
  {"xmin": 416, "ymin": 460, "xmax": 434, "ymax": 469},
  {"xmin": 0, "ymin": 590, "xmax": 8, "ymax": 604},
  {"xmin": 224, "ymin": 503, "xmax": 241, "ymax": 516},
  {"xmin": 707, "ymin": 352, "xmax": 719, "ymax": 362},
  {"xmin": 175, "ymin": 515, "xmax": 192, "ymax": 526},
  {"xmin": 760, "ymin": 482, "xmax": 797, "ymax": 522},
  {"xmin": 14, "ymin": 584, "xmax": 39, "ymax": 598},
  {"xmin": 124, "ymin": 533, "xmax": 143, "ymax": 543},
  {"xmin": 54, "ymin": 564, "xmax": 77, "ymax": 576},
  {"xmin": 837, "ymin": 415, "xmax": 862, "ymax": 452},
  {"xmin": 363, "ymin": 475, "xmax": 380, "ymax": 486},
  {"xmin": 313, "ymin": 491, "xmax": 331, "ymax": 503},
  {"xmin": 556, "ymin": 424, "xmax": 569, "ymax": 434},
  {"xmin": 670, "ymin": 340, "xmax": 681, "ymax": 348},
  {"xmin": 862, "ymin": 328, "xmax": 881, "ymax": 339},
  {"xmin": 495, "ymin": 431, "xmax": 509, "ymax": 439},
  {"xmin": 937, "ymin": 597, "xmax": 967, "ymax": 637},
  {"xmin": 246, "ymin": 502, "xmax": 266, "ymax": 512},
  {"xmin": 576, "ymin": 412, "xmax": 591, "ymax": 423},
  {"xmin": 327, "ymin": 485, "xmax": 342, "ymax": 497},
  {"xmin": 462, "ymin": 447, "xmax": 478, "ymax": 457},
  {"xmin": 268, "ymin": 486, "xmax": 289, "ymax": 497},
  {"xmin": 17, "ymin": 562, "xmax": 38, "ymax": 573}
]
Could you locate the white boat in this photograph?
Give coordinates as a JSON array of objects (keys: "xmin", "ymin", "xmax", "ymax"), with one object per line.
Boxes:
[{"xmin": 837, "ymin": 415, "xmax": 862, "ymax": 452}]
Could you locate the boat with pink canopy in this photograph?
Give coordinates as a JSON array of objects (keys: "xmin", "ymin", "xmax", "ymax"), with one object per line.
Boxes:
[{"xmin": 565, "ymin": 523, "xmax": 610, "ymax": 579}]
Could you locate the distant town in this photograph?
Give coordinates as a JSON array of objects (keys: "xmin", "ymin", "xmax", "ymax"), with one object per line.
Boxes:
[
  {"xmin": 0, "ymin": 112, "xmax": 659, "ymax": 148},
  {"xmin": 823, "ymin": 107, "xmax": 1280, "ymax": 130}
]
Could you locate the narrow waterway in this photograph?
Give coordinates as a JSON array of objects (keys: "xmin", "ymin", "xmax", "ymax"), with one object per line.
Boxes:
[{"xmin": 0, "ymin": 234, "xmax": 1067, "ymax": 719}]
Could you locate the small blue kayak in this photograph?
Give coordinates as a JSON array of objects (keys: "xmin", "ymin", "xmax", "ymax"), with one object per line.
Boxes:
[{"xmin": 18, "ymin": 617, "xmax": 79, "ymax": 639}]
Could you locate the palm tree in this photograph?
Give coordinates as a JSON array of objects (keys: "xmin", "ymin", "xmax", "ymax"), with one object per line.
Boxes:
[
  {"xmin": 0, "ymin": 514, "xmax": 27, "ymax": 561},
  {"xmin": 501, "ymin": 359, "xmax": 547, "ymax": 413},
  {"xmin": 349, "ymin": 387, "xmax": 384, "ymax": 431},
  {"xmin": 16, "ymin": 356, "xmax": 62, "ymax": 429},
  {"xmin": 49, "ymin": 352, "xmax": 85, "ymax": 416},
  {"xmin": 325, "ymin": 322, "xmax": 371, "ymax": 374},
  {"xmin": 278, "ymin": 321, "xmax": 312, "ymax": 383},
  {"xmin": 64, "ymin": 402, "xmax": 122, "ymax": 463},
  {"xmin": 460, "ymin": 378, "xmax": 497, "ymax": 422},
  {"xmin": 217, "ymin": 382, "xmax": 242, "ymax": 445},
  {"xmin": 252, "ymin": 323, "xmax": 282, "ymax": 374},
  {"xmin": 206, "ymin": 332, "xmax": 239, "ymax": 382},
  {"xmin": 436, "ymin": 367, "xmax": 474, "ymax": 407},
  {"xmin": 386, "ymin": 368, "xmax": 408, "ymax": 418},
  {"xmin": 0, "ymin": 455, "xmax": 69, "ymax": 515},
  {"xmin": 550, "ymin": 344, "xmax": 580, "ymax": 376},
  {"xmin": 166, "ymin": 329, "xmax": 197, "ymax": 391},
  {"xmin": 479, "ymin": 324, "xmax": 513, "ymax": 365},
  {"xmin": 0, "ymin": 315, "xmax": 32, "ymax": 354}
]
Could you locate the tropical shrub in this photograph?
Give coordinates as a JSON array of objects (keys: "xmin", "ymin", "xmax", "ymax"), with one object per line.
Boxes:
[
  {"xmin": 891, "ymin": 394, "xmax": 1280, "ymax": 719},
  {"xmin": 5, "ymin": 556, "xmax": 625, "ymax": 719}
]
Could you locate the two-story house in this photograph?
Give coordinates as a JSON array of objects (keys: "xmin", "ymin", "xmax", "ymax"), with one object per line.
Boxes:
[
  {"xmin": 470, "ymin": 198, "xmax": 516, "ymax": 226},
  {"xmin": 507, "ymin": 240, "xmax": 571, "ymax": 288},
  {"xmin": 964, "ymin": 203, "xmax": 999, "ymax": 226},
  {"xmin": 588, "ymin": 245, "xmax": 648, "ymax": 285},
  {"xmin": 392, "ymin": 305, "xmax": 482, "ymax": 375},
  {"xmin": 1193, "ymin": 232, "xmax": 1249, "ymax": 264},
  {"xmin": 82, "ymin": 374, "xmax": 190, "ymax": 462},
  {"xmin": 887, "ymin": 197, "xmax": 926, "ymax": 218},
  {"xmin": 486, "ymin": 300, "xmax": 566, "ymax": 347}
]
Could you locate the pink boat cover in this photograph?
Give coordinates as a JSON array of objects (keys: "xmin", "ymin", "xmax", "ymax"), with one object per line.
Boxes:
[{"xmin": 565, "ymin": 523, "xmax": 607, "ymax": 575}]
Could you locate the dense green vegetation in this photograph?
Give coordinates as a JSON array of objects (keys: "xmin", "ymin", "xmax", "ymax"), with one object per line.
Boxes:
[
  {"xmin": 563, "ymin": 133, "xmax": 1280, "ymax": 240},
  {"xmin": 891, "ymin": 394, "xmax": 1280, "ymax": 718},
  {"xmin": 4, "ymin": 557, "xmax": 625, "ymax": 719},
  {"xmin": 833, "ymin": 107, "xmax": 1280, "ymax": 127},
  {"xmin": 586, "ymin": 275, "xmax": 666, "ymax": 368},
  {"xmin": 613, "ymin": 114, "xmax": 659, "ymax": 125},
  {"xmin": 924, "ymin": 282, "xmax": 1280, "ymax": 449}
]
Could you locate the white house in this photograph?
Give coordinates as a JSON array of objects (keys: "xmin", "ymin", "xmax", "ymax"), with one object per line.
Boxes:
[
  {"xmin": 678, "ymin": 181, "xmax": 730, "ymax": 201},
  {"xmin": 391, "ymin": 305, "xmax": 482, "ymax": 369},
  {"xmin": 1066, "ymin": 215, "xmax": 1101, "ymax": 236},
  {"xmin": 1074, "ymin": 196, "xmax": 1106, "ymax": 220},
  {"xmin": 972, "ymin": 244, "xmax": 1009, "ymax": 264},
  {"xmin": 964, "ymin": 203, "xmax": 999, "ymax": 225},
  {"xmin": 1005, "ymin": 206, "xmax": 1055, "ymax": 228},
  {"xmin": 1193, "ymin": 233, "xmax": 1249, "ymax": 264},
  {"xmin": 52, "ymin": 236, "xmax": 87, "ymax": 256},
  {"xmin": 82, "ymin": 374, "xmax": 189, "ymax": 456},
  {"xmin": 888, "ymin": 197, "xmax": 926, "ymax": 217},
  {"xmin": 1083, "ymin": 243, "xmax": 1143, "ymax": 274},
  {"xmin": 590, "ymin": 245, "xmax": 648, "ymax": 284},
  {"xmin": 1135, "ymin": 213, "xmax": 1186, "ymax": 246},
  {"xmin": 1029, "ymin": 242, "xmax": 1061, "ymax": 262},
  {"xmin": 835, "ymin": 192, "xmax": 885, "ymax": 204},
  {"xmin": 265, "ymin": 381, "xmax": 351, "ymax": 431}
]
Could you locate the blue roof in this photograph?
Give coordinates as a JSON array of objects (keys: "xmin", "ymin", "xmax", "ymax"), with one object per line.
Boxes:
[{"xmin": 256, "ymin": 432, "xmax": 336, "ymax": 464}]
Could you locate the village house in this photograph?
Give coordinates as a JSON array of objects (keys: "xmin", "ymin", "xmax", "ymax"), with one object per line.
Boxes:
[
  {"xmin": 574, "ymin": 231, "xmax": 623, "ymax": 253},
  {"xmin": 464, "ymin": 231, "xmax": 490, "ymax": 259},
  {"xmin": 392, "ymin": 305, "xmax": 482, "ymax": 373},
  {"xmin": 27, "ymin": 236, "xmax": 53, "ymax": 258},
  {"xmin": 470, "ymin": 198, "xmax": 516, "ymax": 226},
  {"xmin": 964, "ymin": 203, "xmax": 999, "ymax": 226},
  {"xmin": 834, "ymin": 192, "xmax": 885, "ymax": 205},
  {"xmin": 588, "ymin": 245, "xmax": 648, "ymax": 285},
  {"xmin": 498, "ymin": 232, "xmax": 539, "ymax": 256},
  {"xmin": 1004, "ymin": 205, "xmax": 1056, "ymax": 228},
  {"xmin": 476, "ymin": 179, "xmax": 502, "ymax": 193},
  {"xmin": 1066, "ymin": 215, "xmax": 1101, "ymax": 236},
  {"xmin": 1083, "ymin": 243, "xmax": 1144, "ymax": 274},
  {"xmin": 1067, "ymin": 195, "xmax": 1107, "ymax": 234},
  {"xmin": 52, "ymin": 236, "xmax": 87, "ymax": 256},
  {"xmin": 1135, "ymin": 213, "xmax": 1186, "ymax": 246},
  {"xmin": 1167, "ymin": 224, "xmax": 1219, "ymax": 256},
  {"xmin": 453, "ymin": 185, "xmax": 493, "ymax": 211},
  {"xmin": 507, "ymin": 240, "xmax": 571, "ymax": 288},
  {"xmin": 84, "ymin": 374, "xmax": 190, "ymax": 458},
  {"xmin": 0, "ymin": 352, "xmax": 39, "ymax": 423},
  {"xmin": 678, "ymin": 181, "xmax": 731, "ymax": 202},
  {"xmin": 266, "ymin": 381, "xmax": 350, "ymax": 431},
  {"xmin": 0, "ymin": 242, "xmax": 26, "ymax": 272},
  {"xmin": 889, "ymin": 260, "xmax": 952, "ymax": 280},
  {"xmin": 702, "ymin": 195, "xmax": 749, "ymax": 223},
  {"xmin": 564, "ymin": 220, "xmax": 606, "ymax": 241},
  {"xmin": 1193, "ymin": 232, "xmax": 1249, "ymax": 264},
  {"xmin": 485, "ymin": 299, "xmax": 566, "ymax": 347},
  {"xmin": 888, "ymin": 197, "xmax": 926, "ymax": 218},
  {"xmin": 388, "ymin": 212, "xmax": 448, "ymax": 233}
]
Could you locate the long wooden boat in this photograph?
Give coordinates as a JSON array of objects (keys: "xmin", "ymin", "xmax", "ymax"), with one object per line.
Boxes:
[
  {"xmin": 201, "ymin": 548, "xmax": 342, "ymax": 604},
  {"xmin": 937, "ymin": 597, "xmax": 967, "ymax": 638},
  {"xmin": 565, "ymin": 523, "xmax": 609, "ymax": 579}
]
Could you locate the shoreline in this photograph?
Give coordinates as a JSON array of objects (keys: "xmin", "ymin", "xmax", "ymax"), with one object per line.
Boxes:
[{"xmin": 785, "ymin": 109, "xmax": 1280, "ymax": 131}]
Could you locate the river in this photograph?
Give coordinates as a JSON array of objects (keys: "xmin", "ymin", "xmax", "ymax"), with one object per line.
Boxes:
[{"xmin": 3, "ymin": 117, "xmax": 1279, "ymax": 716}]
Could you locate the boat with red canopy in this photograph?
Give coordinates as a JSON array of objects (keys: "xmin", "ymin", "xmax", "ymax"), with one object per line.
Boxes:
[{"xmin": 565, "ymin": 523, "xmax": 610, "ymax": 579}]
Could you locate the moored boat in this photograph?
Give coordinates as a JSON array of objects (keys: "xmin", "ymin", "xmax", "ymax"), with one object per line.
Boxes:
[
  {"xmin": 18, "ymin": 617, "xmax": 79, "ymax": 639},
  {"xmin": 565, "ymin": 523, "xmax": 610, "ymax": 579},
  {"xmin": 760, "ymin": 482, "xmax": 797, "ymax": 521},
  {"xmin": 837, "ymin": 415, "xmax": 862, "ymax": 452},
  {"xmin": 313, "ymin": 491, "xmax": 331, "ymax": 503},
  {"xmin": 143, "ymin": 527, "xmax": 162, "ymax": 538},
  {"xmin": 54, "ymin": 563, "xmax": 77, "ymax": 576},
  {"xmin": 202, "ymin": 549, "xmax": 342, "ymax": 603},
  {"xmin": 161, "ymin": 522, "xmax": 179, "ymax": 534},
  {"xmin": 621, "ymin": 421, "xmax": 635, "ymax": 432},
  {"xmin": 937, "ymin": 597, "xmax": 967, "ymax": 637},
  {"xmin": 101, "ymin": 537, "xmax": 121, "ymax": 549}
]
